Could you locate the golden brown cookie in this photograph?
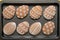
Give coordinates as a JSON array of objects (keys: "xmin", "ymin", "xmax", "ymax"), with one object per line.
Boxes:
[
  {"xmin": 42, "ymin": 21, "xmax": 55, "ymax": 35},
  {"xmin": 17, "ymin": 21, "xmax": 29, "ymax": 35},
  {"xmin": 43, "ymin": 5, "xmax": 56, "ymax": 20},
  {"xmin": 29, "ymin": 22, "xmax": 42, "ymax": 35},
  {"xmin": 3, "ymin": 5, "xmax": 15, "ymax": 19},
  {"xmin": 3, "ymin": 22, "xmax": 16, "ymax": 35},
  {"xmin": 16, "ymin": 5, "xmax": 29, "ymax": 18},
  {"xmin": 30, "ymin": 6, "xmax": 42, "ymax": 19}
]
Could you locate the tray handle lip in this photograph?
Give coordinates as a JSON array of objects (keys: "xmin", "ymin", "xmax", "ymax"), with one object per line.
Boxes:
[{"xmin": 1, "ymin": 2, "xmax": 60, "ymax": 5}]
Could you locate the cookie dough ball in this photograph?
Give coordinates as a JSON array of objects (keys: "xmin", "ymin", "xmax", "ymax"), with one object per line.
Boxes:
[
  {"xmin": 16, "ymin": 5, "xmax": 29, "ymax": 18},
  {"xmin": 42, "ymin": 21, "xmax": 55, "ymax": 35},
  {"xmin": 3, "ymin": 5, "xmax": 15, "ymax": 19},
  {"xmin": 43, "ymin": 5, "xmax": 56, "ymax": 20},
  {"xmin": 30, "ymin": 6, "xmax": 42, "ymax": 19},
  {"xmin": 3, "ymin": 22, "xmax": 16, "ymax": 35},
  {"xmin": 17, "ymin": 21, "xmax": 29, "ymax": 35},
  {"xmin": 29, "ymin": 22, "xmax": 42, "ymax": 35}
]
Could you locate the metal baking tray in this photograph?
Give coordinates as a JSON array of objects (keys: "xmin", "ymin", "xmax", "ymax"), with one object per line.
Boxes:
[{"xmin": 1, "ymin": 3, "xmax": 59, "ymax": 39}]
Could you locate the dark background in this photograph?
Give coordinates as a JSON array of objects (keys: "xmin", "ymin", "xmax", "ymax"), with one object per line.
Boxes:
[{"xmin": 0, "ymin": 0, "xmax": 60, "ymax": 40}]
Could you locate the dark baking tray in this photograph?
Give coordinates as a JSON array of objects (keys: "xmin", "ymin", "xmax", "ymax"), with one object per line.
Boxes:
[{"xmin": 1, "ymin": 3, "xmax": 59, "ymax": 39}]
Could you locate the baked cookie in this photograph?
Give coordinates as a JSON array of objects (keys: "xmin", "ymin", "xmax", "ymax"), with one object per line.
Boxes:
[
  {"xmin": 3, "ymin": 22, "xmax": 16, "ymax": 35},
  {"xmin": 3, "ymin": 5, "xmax": 15, "ymax": 19},
  {"xmin": 30, "ymin": 6, "xmax": 42, "ymax": 19},
  {"xmin": 16, "ymin": 5, "xmax": 29, "ymax": 18},
  {"xmin": 42, "ymin": 21, "xmax": 55, "ymax": 35},
  {"xmin": 29, "ymin": 22, "xmax": 41, "ymax": 35},
  {"xmin": 43, "ymin": 5, "xmax": 56, "ymax": 20},
  {"xmin": 17, "ymin": 21, "xmax": 29, "ymax": 35}
]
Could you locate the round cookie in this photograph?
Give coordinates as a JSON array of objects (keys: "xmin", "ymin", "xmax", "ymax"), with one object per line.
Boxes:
[
  {"xmin": 43, "ymin": 5, "xmax": 56, "ymax": 20},
  {"xmin": 3, "ymin": 5, "xmax": 15, "ymax": 19},
  {"xmin": 30, "ymin": 6, "xmax": 42, "ymax": 19},
  {"xmin": 42, "ymin": 21, "xmax": 55, "ymax": 35},
  {"xmin": 29, "ymin": 22, "xmax": 42, "ymax": 35},
  {"xmin": 16, "ymin": 5, "xmax": 29, "ymax": 18},
  {"xmin": 17, "ymin": 21, "xmax": 29, "ymax": 35},
  {"xmin": 3, "ymin": 22, "xmax": 16, "ymax": 35}
]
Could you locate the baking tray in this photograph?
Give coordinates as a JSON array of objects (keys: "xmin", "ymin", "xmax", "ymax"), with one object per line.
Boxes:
[{"xmin": 1, "ymin": 3, "xmax": 59, "ymax": 39}]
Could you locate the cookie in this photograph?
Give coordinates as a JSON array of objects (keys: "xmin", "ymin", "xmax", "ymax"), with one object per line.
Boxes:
[
  {"xmin": 42, "ymin": 21, "xmax": 55, "ymax": 35},
  {"xmin": 43, "ymin": 5, "xmax": 56, "ymax": 20},
  {"xmin": 29, "ymin": 22, "xmax": 41, "ymax": 35},
  {"xmin": 3, "ymin": 22, "xmax": 16, "ymax": 35},
  {"xmin": 17, "ymin": 21, "xmax": 29, "ymax": 35},
  {"xmin": 30, "ymin": 6, "xmax": 42, "ymax": 19},
  {"xmin": 3, "ymin": 5, "xmax": 15, "ymax": 19},
  {"xmin": 16, "ymin": 5, "xmax": 29, "ymax": 18}
]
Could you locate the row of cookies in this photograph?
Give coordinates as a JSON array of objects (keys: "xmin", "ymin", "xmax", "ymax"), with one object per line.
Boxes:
[
  {"xmin": 3, "ymin": 21, "xmax": 55, "ymax": 36},
  {"xmin": 3, "ymin": 5, "xmax": 56, "ymax": 20}
]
